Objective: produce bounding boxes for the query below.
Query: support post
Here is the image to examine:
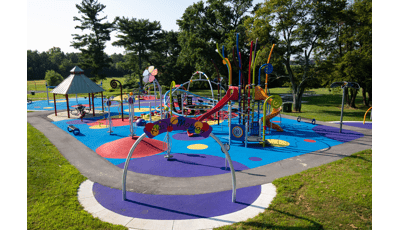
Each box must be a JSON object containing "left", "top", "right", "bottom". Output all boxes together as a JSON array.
[
  {"left": 53, "top": 93, "right": 57, "bottom": 116},
  {"left": 339, "top": 87, "right": 345, "bottom": 133},
  {"left": 66, "top": 94, "right": 70, "bottom": 118},
  {"left": 92, "top": 93, "right": 95, "bottom": 116},
  {"left": 101, "top": 91, "right": 104, "bottom": 113}
]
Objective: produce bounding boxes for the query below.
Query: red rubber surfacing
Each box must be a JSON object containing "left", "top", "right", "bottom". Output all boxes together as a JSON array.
[{"left": 96, "top": 136, "right": 165, "bottom": 158}]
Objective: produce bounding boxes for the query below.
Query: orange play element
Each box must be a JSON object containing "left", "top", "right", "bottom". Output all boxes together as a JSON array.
[
  {"left": 254, "top": 86, "right": 269, "bottom": 101},
  {"left": 263, "top": 107, "right": 283, "bottom": 132}
]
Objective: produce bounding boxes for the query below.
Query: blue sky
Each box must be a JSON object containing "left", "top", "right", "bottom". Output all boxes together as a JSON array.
[{"left": 27, "top": 0, "right": 265, "bottom": 55}]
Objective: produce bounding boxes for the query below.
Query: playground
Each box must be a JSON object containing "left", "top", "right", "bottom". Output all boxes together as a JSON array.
[
  {"left": 27, "top": 36, "right": 372, "bottom": 229},
  {"left": 27, "top": 88, "right": 371, "bottom": 229}
]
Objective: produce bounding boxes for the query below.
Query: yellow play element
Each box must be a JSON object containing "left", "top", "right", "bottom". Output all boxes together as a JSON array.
[
  {"left": 187, "top": 144, "right": 208, "bottom": 150},
  {"left": 50, "top": 100, "right": 67, "bottom": 103},
  {"left": 260, "top": 139, "right": 289, "bottom": 147},
  {"left": 363, "top": 107, "right": 372, "bottom": 124},
  {"left": 89, "top": 124, "right": 109, "bottom": 129},
  {"left": 43, "top": 107, "right": 53, "bottom": 109}
]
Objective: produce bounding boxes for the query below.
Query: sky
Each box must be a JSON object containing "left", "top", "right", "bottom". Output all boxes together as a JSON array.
[{"left": 27, "top": 0, "right": 265, "bottom": 55}]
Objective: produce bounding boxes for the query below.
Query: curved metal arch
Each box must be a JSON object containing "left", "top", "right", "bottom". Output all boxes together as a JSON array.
[
  {"left": 187, "top": 71, "right": 215, "bottom": 107},
  {"left": 163, "top": 80, "right": 227, "bottom": 108},
  {"left": 122, "top": 132, "right": 237, "bottom": 203},
  {"left": 143, "top": 78, "right": 163, "bottom": 118}
]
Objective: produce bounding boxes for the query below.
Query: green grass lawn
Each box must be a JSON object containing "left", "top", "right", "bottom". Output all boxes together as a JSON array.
[
  {"left": 27, "top": 123, "right": 127, "bottom": 230},
  {"left": 216, "top": 149, "right": 372, "bottom": 230}
]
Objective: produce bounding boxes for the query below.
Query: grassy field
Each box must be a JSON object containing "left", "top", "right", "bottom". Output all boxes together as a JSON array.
[
  {"left": 216, "top": 149, "right": 372, "bottom": 230},
  {"left": 27, "top": 123, "right": 127, "bottom": 230}
]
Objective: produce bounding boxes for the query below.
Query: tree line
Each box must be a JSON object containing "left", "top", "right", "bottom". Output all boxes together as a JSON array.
[{"left": 27, "top": 0, "right": 372, "bottom": 109}]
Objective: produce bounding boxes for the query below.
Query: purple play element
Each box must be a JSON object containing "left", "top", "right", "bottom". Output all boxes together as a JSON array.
[
  {"left": 312, "top": 125, "right": 364, "bottom": 143},
  {"left": 117, "top": 153, "right": 249, "bottom": 177},
  {"left": 172, "top": 132, "right": 206, "bottom": 141},
  {"left": 93, "top": 183, "right": 261, "bottom": 220},
  {"left": 66, "top": 119, "right": 94, "bottom": 125},
  {"left": 144, "top": 117, "right": 212, "bottom": 139},
  {"left": 249, "top": 157, "right": 262, "bottom": 161},
  {"left": 335, "top": 122, "right": 372, "bottom": 130}
]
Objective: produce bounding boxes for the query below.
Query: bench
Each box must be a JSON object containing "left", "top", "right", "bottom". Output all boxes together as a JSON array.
[{"left": 67, "top": 125, "right": 81, "bottom": 135}]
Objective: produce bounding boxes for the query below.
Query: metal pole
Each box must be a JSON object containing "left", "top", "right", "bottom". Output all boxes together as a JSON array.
[
  {"left": 46, "top": 82, "right": 49, "bottom": 105},
  {"left": 210, "top": 133, "right": 236, "bottom": 203},
  {"left": 122, "top": 133, "right": 147, "bottom": 200},
  {"left": 340, "top": 87, "right": 345, "bottom": 133}
]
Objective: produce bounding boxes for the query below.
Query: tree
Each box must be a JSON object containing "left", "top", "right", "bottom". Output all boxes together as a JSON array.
[
  {"left": 71, "top": 0, "right": 115, "bottom": 82},
  {"left": 246, "top": 0, "right": 347, "bottom": 112},
  {"left": 44, "top": 70, "right": 64, "bottom": 86},
  {"left": 113, "top": 17, "right": 163, "bottom": 89},
  {"left": 177, "top": 0, "right": 254, "bottom": 85},
  {"left": 312, "top": 0, "right": 372, "bottom": 108}
]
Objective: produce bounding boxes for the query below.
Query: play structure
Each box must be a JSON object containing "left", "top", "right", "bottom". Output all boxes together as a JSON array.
[
  {"left": 363, "top": 107, "right": 372, "bottom": 124},
  {"left": 160, "top": 34, "right": 283, "bottom": 148}
]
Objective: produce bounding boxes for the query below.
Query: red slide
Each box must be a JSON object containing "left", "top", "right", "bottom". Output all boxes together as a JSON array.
[{"left": 196, "top": 87, "right": 238, "bottom": 122}]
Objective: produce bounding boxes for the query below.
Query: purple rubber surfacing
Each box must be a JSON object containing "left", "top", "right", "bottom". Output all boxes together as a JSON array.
[
  {"left": 312, "top": 125, "right": 364, "bottom": 143},
  {"left": 249, "top": 157, "right": 262, "bottom": 161},
  {"left": 335, "top": 122, "right": 372, "bottom": 130},
  {"left": 93, "top": 183, "right": 261, "bottom": 220},
  {"left": 116, "top": 153, "right": 249, "bottom": 177}
]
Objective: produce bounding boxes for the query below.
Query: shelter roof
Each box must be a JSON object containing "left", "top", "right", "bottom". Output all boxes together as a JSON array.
[{"left": 51, "top": 66, "right": 105, "bottom": 94}]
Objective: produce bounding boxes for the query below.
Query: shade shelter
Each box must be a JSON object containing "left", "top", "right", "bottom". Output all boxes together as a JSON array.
[{"left": 51, "top": 66, "right": 105, "bottom": 118}]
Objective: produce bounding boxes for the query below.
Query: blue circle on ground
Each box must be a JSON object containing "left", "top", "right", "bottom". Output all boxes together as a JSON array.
[
  {"left": 93, "top": 182, "right": 261, "bottom": 220},
  {"left": 249, "top": 157, "right": 262, "bottom": 161}
]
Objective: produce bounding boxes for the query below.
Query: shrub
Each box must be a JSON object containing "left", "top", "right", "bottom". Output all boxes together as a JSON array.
[{"left": 45, "top": 70, "right": 64, "bottom": 86}]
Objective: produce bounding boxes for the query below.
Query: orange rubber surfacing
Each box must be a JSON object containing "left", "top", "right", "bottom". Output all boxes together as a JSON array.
[{"left": 96, "top": 136, "right": 165, "bottom": 159}]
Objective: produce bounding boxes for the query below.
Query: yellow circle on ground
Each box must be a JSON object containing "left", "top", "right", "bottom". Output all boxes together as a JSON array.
[
  {"left": 89, "top": 124, "right": 109, "bottom": 129},
  {"left": 142, "top": 115, "right": 161, "bottom": 122},
  {"left": 187, "top": 144, "right": 208, "bottom": 150},
  {"left": 50, "top": 100, "right": 67, "bottom": 103},
  {"left": 263, "top": 139, "right": 290, "bottom": 147},
  {"left": 206, "top": 120, "right": 219, "bottom": 126},
  {"left": 134, "top": 108, "right": 151, "bottom": 112},
  {"left": 43, "top": 107, "right": 53, "bottom": 109}
]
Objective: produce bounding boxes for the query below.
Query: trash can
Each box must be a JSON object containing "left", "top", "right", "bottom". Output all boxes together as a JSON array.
[
  {"left": 31, "top": 91, "right": 36, "bottom": 95},
  {"left": 282, "top": 102, "right": 292, "bottom": 112}
]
